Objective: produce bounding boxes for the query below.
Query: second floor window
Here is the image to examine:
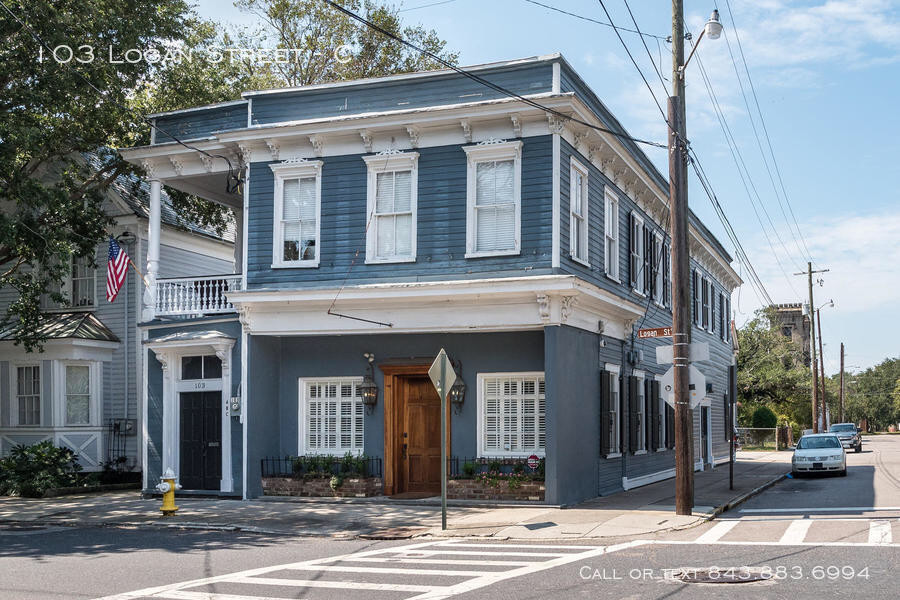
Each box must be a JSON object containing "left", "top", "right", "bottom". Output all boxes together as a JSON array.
[
  {"left": 569, "top": 159, "right": 589, "bottom": 264},
  {"left": 43, "top": 255, "right": 96, "bottom": 310},
  {"left": 271, "top": 160, "right": 323, "bottom": 268},
  {"left": 364, "top": 152, "right": 418, "bottom": 264},
  {"left": 604, "top": 190, "right": 619, "bottom": 280},
  {"left": 702, "top": 277, "right": 711, "bottom": 330},
  {"left": 464, "top": 141, "right": 522, "bottom": 257}
]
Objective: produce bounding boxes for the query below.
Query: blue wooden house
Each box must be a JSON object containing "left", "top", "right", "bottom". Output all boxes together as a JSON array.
[{"left": 120, "top": 54, "right": 740, "bottom": 504}]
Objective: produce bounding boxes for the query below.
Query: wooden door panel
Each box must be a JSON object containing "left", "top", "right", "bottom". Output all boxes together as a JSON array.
[
  {"left": 404, "top": 377, "right": 442, "bottom": 493},
  {"left": 179, "top": 392, "right": 221, "bottom": 491}
]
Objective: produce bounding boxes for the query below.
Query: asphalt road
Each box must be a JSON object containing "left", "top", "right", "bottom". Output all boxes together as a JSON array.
[{"left": 2, "top": 435, "right": 897, "bottom": 600}]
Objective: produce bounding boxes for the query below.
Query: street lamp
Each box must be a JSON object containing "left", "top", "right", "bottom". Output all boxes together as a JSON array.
[{"left": 670, "top": 4, "right": 723, "bottom": 517}]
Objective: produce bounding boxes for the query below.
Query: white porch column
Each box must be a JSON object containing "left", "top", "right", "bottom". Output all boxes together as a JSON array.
[
  {"left": 232, "top": 208, "right": 243, "bottom": 275},
  {"left": 143, "top": 162, "right": 161, "bottom": 321}
]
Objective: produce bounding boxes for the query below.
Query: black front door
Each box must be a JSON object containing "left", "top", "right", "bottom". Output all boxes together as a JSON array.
[{"left": 180, "top": 392, "right": 221, "bottom": 490}]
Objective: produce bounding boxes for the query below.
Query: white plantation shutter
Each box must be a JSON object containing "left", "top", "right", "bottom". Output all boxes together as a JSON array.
[
  {"left": 303, "top": 378, "right": 364, "bottom": 454},
  {"left": 374, "top": 170, "right": 414, "bottom": 259},
  {"left": 475, "top": 160, "right": 516, "bottom": 252},
  {"left": 481, "top": 374, "right": 545, "bottom": 455}
]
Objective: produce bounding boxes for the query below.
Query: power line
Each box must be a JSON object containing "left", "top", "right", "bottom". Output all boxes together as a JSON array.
[
  {"left": 398, "top": 0, "right": 459, "bottom": 12},
  {"left": 594, "top": 0, "right": 668, "bottom": 124},
  {"left": 718, "top": 22, "right": 808, "bottom": 272},
  {"left": 522, "top": 0, "right": 667, "bottom": 40},
  {"left": 692, "top": 48, "right": 803, "bottom": 300},
  {"left": 723, "top": 0, "right": 815, "bottom": 266},
  {"left": 620, "top": 0, "right": 667, "bottom": 95},
  {"left": 688, "top": 150, "right": 774, "bottom": 306},
  {"left": 318, "top": 0, "right": 667, "bottom": 147}
]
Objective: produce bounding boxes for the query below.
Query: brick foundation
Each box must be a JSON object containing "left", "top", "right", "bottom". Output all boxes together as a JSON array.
[
  {"left": 262, "top": 476, "right": 383, "bottom": 497},
  {"left": 447, "top": 478, "right": 545, "bottom": 501}
]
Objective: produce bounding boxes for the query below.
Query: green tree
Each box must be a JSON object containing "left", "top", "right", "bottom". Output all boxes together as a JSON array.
[
  {"left": 736, "top": 308, "right": 811, "bottom": 427},
  {"left": 844, "top": 358, "right": 900, "bottom": 431},
  {"left": 2, "top": 0, "right": 456, "bottom": 350},
  {"left": 0, "top": 0, "right": 192, "bottom": 351}
]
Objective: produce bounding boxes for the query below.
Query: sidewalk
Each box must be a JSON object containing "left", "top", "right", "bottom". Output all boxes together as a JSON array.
[{"left": 0, "top": 451, "right": 790, "bottom": 541}]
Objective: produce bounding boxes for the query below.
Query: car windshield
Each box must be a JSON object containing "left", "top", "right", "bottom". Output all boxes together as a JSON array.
[
  {"left": 830, "top": 424, "right": 855, "bottom": 432},
  {"left": 797, "top": 436, "right": 841, "bottom": 449}
]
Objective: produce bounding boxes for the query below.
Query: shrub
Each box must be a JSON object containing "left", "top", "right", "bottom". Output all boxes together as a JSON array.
[
  {"left": 750, "top": 405, "right": 778, "bottom": 429},
  {"left": 0, "top": 441, "right": 83, "bottom": 497},
  {"left": 461, "top": 461, "right": 476, "bottom": 478}
]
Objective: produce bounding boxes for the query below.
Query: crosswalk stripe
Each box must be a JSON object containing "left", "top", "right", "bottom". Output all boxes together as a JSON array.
[
  {"left": 779, "top": 520, "right": 813, "bottom": 544},
  {"left": 284, "top": 564, "right": 494, "bottom": 576},
  {"left": 443, "top": 543, "right": 599, "bottom": 550},
  {"left": 393, "top": 549, "right": 571, "bottom": 558},
  {"left": 337, "top": 557, "right": 536, "bottom": 567},
  {"left": 227, "top": 576, "right": 440, "bottom": 593},
  {"left": 157, "top": 592, "right": 300, "bottom": 600},
  {"left": 695, "top": 520, "right": 739, "bottom": 543},
  {"left": 868, "top": 520, "right": 892, "bottom": 544}
]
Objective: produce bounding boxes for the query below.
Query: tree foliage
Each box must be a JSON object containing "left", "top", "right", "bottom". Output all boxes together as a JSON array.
[
  {"left": 0, "top": 0, "right": 192, "bottom": 350},
  {"left": 843, "top": 358, "right": 900, "bottom": 431},
  {"left": 735, "top": 308, "right": 811, "bottom": 426},
  {"left": 2, "top": 0, "right": 456, "bottom": 349}
]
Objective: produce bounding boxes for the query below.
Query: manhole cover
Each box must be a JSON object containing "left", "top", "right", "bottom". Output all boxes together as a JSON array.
[{"left": 670, "top": 567, "right": 772, "bottom": 584}]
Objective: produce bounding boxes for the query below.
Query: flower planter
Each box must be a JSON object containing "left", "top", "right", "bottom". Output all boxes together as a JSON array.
[
  {"left": 447, "top": 478, "right": 545, "bottom": 501},
  {"left": 261, "top": 476, "right": 382, "bottom": 497}
]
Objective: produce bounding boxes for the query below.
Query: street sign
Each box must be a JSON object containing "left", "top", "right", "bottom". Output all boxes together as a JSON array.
[
  {"left": 526, "top": 454, "right": 540, "bottom": 471},
  {"left": 660, "top": 365, "right": 706, "bottom": 409},
  {"left": 428, "top": 349, "right": 456, "bottom": 400},
  {"left": 655, "top": 342, "right": 710, "bottom": 365},
  {"left": 638, "top": 326, "right": 673, "bottom": 339},
  {"left": 428, "top": 348, "right": 454, "bottom": 531}
]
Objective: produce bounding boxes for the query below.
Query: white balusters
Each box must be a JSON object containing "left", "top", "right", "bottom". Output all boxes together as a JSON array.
[{"left": 153, "top": 275, "right": 242, "bottom": 316}]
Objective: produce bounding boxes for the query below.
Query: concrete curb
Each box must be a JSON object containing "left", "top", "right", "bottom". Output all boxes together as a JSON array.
[{"left": 709, "top": 471, "right": 789, "bottom": 518}]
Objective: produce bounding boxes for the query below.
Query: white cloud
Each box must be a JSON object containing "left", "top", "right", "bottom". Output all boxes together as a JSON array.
[{"left": 741, "top": 210, "right": 900, "bottom": 317}]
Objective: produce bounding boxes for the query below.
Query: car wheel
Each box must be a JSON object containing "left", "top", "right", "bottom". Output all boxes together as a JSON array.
[{"left": 855, "top": 445, "right": 862, "bottom": 453}]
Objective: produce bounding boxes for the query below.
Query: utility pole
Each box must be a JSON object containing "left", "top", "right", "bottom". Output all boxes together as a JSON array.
[
  {"left": 669, "top": 0, "right": 693, "bottom": 516},
  {"left": 839, "top": 343, "right": 845, "bottom": 423},
  {"left": 794, "top": 262, "right": 828, "bottom": 432},
  {"left": 817, "top": 308, "right": 827, "bottom": 430}
]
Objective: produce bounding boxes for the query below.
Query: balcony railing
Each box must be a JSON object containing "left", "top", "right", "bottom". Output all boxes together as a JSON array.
[{"left": 155, "top": 274, "right": 242, "bottom": 316}]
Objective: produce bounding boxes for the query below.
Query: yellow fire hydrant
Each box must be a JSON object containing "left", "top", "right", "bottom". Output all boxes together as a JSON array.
[{"left": 156, "top": 468, "right": 181, "bottom": 516}]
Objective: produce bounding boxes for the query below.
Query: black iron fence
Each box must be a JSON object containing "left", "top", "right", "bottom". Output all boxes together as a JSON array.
[
  {"left": 449, "top": 456, "right": 545, "bottom": 479},
  {"left": 261, "top": 455, "right": 382, "bottom": 478}
]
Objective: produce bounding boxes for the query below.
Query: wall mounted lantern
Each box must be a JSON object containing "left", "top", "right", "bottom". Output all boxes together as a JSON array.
[
  {"left": 449, "top": 359, "right": 466, "bottom": 414},
  {"left": 360, "top": 352, "right": 378, "bottom": 412}
]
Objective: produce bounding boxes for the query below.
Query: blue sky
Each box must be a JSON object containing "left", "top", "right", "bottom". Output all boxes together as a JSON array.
[{"left": 194, "top": 0, "right": 900, "bottom": 373}]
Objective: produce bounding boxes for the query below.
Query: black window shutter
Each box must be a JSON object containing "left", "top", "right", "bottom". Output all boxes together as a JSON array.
[
  {"left": 628, "top": 375, "right": 639, "bottom": 453},
  {"left": 629, "top": 212, "right": 638, "bottom": 289},
  {"left": 651, "top": 380, "right": 660, "bottom": 451},
  {"left": 600, "top": 370, "right": 611, "bottom": 456},
  {"left": 643, "top": 227, "right": 651, "bottom": 294},
  {"left": 666, "top": 404, "right": 675, "bottom": 449}
]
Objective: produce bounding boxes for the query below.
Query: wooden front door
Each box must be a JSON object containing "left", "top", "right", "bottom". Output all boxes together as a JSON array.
[
  {"left": 403, "top": 377, "right": 442, "bottom": 494},
  {"left": 180, "top": 391, "right": 222, "bottom": 490}
]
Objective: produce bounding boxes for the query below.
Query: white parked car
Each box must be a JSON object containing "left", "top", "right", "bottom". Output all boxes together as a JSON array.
[{"left": 792, "top": 433, "right": 846, "bottom": 477}]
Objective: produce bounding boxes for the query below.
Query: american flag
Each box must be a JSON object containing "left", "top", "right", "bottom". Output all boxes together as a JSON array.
[{"left": 106, "top": 237, "right": 129, "bottom": 302}]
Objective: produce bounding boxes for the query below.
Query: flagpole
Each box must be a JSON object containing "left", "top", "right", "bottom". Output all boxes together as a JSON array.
[{"left": 127, "top": 257, "right": 151, "bottom": 289}]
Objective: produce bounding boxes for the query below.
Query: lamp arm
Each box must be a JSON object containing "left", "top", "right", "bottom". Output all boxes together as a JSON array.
[{"left": 681, "top": 28, "right": 706, "bottom": 74}]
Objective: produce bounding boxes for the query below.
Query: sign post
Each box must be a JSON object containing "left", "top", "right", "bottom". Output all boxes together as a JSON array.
[{"left": 428, "top": 348, "right": 456, "bottom": 531}]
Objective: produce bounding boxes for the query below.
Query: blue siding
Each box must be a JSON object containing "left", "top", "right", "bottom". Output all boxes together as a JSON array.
[
  {"left": 247, "top": 136, "right": 554, "bottom": 289},
  {"left": 153, "top": 104, "right": 247, "bottom": 143},
  {"left": 250, "top": 64, "right": 553, "bottom": 125}
]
